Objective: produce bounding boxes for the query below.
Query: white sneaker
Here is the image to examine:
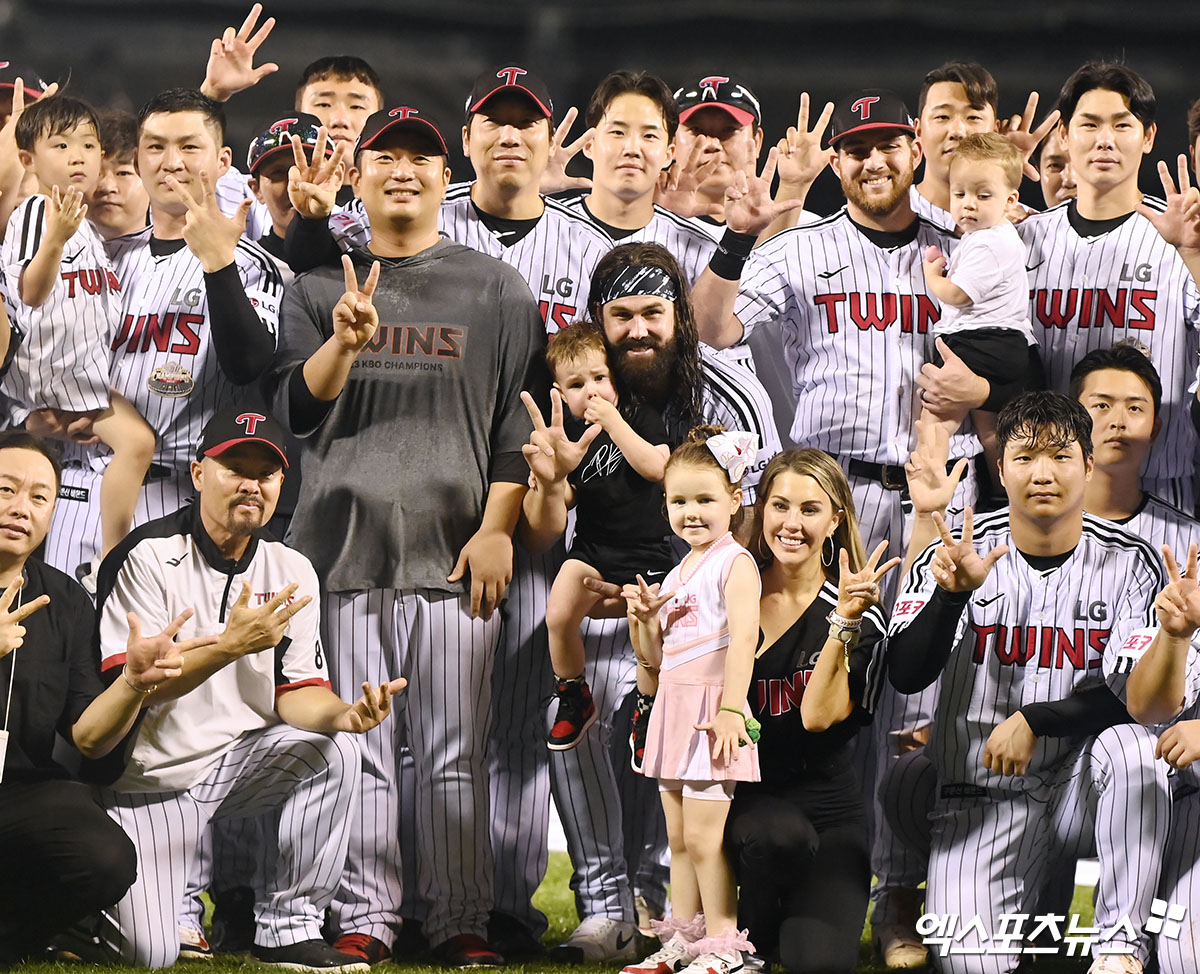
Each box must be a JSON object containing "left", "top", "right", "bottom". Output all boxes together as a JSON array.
[
  {"left": 622, "top": 934, "right": 695, "bottom": 973},
  {"left": 178, "top": 926, "right": 213, "bottom": 962},
  {"left": 741, "top": 952, "right": 767, "bottom": 973},
  {"left": 678, "top": 948, "right": 743, "bottom": 974},
  {"left": 1087, "top": 955, "right": 1144, "bottom": 974},
  {"left": 550, "top": 916, "right": 638, "bottom": 964}
]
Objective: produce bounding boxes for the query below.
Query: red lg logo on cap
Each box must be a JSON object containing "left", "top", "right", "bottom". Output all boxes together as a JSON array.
[
  {"left": 850, "top": 96, "right": 880, "bottom": 120},
  {"left": 236, "top": 412, "right": 266, "bottom": 435},
  {"left": 496, "top": 67, "right": 527, "bottom": 86},
  {"left": 699, "top": 76, "right": 729, "bottom": 100},
  {"left": 389, "top": 107, "right": 419, "bottom": 119},
  {"left": 269, "top": 117, "right": 299, "bottom": 133}
]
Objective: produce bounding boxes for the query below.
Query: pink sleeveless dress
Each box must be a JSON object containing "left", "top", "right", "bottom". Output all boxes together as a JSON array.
[{"left": 642, "top": 533, "right": 762, "bottom": 783}]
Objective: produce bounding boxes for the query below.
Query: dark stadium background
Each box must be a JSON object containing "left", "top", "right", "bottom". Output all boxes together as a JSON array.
[{"left": 11, "top": 1, "right": 1200, "bottom": 214}]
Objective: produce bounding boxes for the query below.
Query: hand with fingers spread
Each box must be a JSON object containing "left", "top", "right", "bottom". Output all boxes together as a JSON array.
[
  {"left": 1136, "top": 155, "right": 1200, "bottom": 254},
  {"left": 620, "top": 574, "right": 677, "bottom": 627},
  {"left": 836, "top": 542, "right": 901, "bottom": 621},
  {"left": 723, "top": 147, "right": 806, "bottom": 237},
  {"left": 44, "top": 186, "right": 88, "bottom": 248},
  {"left": 775, "top": 93, "right": 834, "bottom": 191},
  {"left": 0, "top": 79, "right": 60, "bottom": 199},
  {"left": 287, "top": 128, "right": 349, "bottom": 219},
  {"left": 997, "top": 92, "right": 1060, "bottom": 182},
  {"left": 1156, "top": 720, "right": 1200, "bottom": 769},
  {"left": 200, "top": 3, "right": 279, "bottom": 102},
  {"left": 332, "top": 254, "right": 382, "bottom": 352},
  {"left": 929, "top": 508, "right": 1009, "bottom": 593},
  {"left": 167, "top": 168, "right": 251, "bottom": 272},
  {"left": 333, "top": 678, "right": 408, "bottom": 733},
  {"left": 0, "top": 576, "right": 50, "bottom": 660},
  {"left": 1154, "top": 542, "right": 1200, "bottom": 639},
  {"left": 221, "top": 582, "right": 311, "bottom": 656},
  {"left": 520, "top": 389, "right": 601, "bottom": 486},
  {"left": 655, "top": 137, "right": 725, "bottom": 219},
  {"left": 983, "top": 711, "right": 1037, "bottom": 776},
  {"left": 123, "top": 608, "right": 223, "bottom": 693},
  {"left": 539, "top": 107, "right": 594, "bottom": 195},
  {"left": 905, "top": 414, "right": 969, "bottom": 517}
]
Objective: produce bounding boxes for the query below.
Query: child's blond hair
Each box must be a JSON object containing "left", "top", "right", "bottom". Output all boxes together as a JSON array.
[{"left": 951, "top": 132, "right": 1023, "bottom": 190}]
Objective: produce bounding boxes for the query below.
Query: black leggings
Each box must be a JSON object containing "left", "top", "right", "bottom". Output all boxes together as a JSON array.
[{"left": 725, "top": 768, "right": 869, "bottom": 974}]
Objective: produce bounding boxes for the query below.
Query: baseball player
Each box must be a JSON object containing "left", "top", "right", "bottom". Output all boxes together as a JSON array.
[
  {"left": 44, "top": 88, "right": 283, "bottom": 584},
  {"left": 267, "top": 105, "right": 546, "bottom": 968},
  {"left": 87, "top": 409, "right": 404, "bottom": 972},
  {"left": 1034, "top": 127, "right": 1077, "bottom": 210},
  {"left": 1017, "top": 62, "right": 1200, "bottom": 510},
  {"left": 522, "top": 242, "right": 781, "bottom": 964},
  {"left": 246, "top": 113, "right": 328, "bottom": 274},
  {"left": 888, "top": 391, "right": 1171, "bottom": 974},
  {"left": 1107, "top": 544, "right": 1200, "bottom": 974},
  {"left": 688, "top": 88, "right": 985, "bottom": 963}
]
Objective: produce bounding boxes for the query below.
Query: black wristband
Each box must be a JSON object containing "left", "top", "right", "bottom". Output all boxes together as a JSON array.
[{"left": 708, "top": 229, "right": 757, "bottom": 281}]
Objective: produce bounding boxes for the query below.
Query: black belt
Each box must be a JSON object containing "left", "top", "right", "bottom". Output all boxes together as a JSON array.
[{"left": 845, "top": 457, "right": 969, "bottom": 492}]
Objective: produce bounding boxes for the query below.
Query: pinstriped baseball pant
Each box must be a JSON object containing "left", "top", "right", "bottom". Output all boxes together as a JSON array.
[
  {"left": 98, "top": 724, "right": 360, "bottom": 969},
  {"left": 324, "top": 588, "right": 499, "bottom": 947},
  {"left": 1157, "top": 787, "right": 1200, "bottom": 974}
]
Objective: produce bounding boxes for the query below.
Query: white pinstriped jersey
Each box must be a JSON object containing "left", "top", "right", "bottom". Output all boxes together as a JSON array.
[
  {"left": 106, "top": 229, "right": 283, "bottom": 471},
  {"left": 215, "top": 166, "right": 270, "bottom": 242},
  {"left": 694, "top": 346, "right": 782, "bottom": 505},
  {"left": 734, "top": 208, "right": 978, "bottom": 464},
  {"left": 1, "top": 195, "right": 117, "bottom": 413},
  {"left": 556, "top": 193, "right": 718, "bottom": 284},
  {"left": 1018, "top": 200, "right": 1200, "bottom": 483},
  {"left": 439, "top": 185, "right": 612, "bottom": 335},
  {"left": 891, "top": 510, "right": 1164, "bottom": 793},
  {"left": 908, "top": 185, "right": 957, "bottom": 233},
  {"left": 1111, "top": 493, "right": 1200, "bottom": 563}
]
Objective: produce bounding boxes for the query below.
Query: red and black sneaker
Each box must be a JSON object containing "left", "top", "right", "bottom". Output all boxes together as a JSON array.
[
  {"left": 629, "top": 690, "right": 653, "bottom": 773},
  {"left": 432, "top": 933, "right": 505, "bottom": 968},
  {"left": 333, "top": 934, "right": 392, "bottom": 966},
  {"left": 547, "top": 677, "right": 598, "bottom": 750}
]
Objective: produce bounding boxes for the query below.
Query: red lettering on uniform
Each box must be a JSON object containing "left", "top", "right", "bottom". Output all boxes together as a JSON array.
[
  {"left": 972, "top": 624, "right": 1113, "bottom": 670},
  {"left": 814, "top": 293, "right": 845, "bottom": 333},
  {"left": 915, "top": 295, "right": 939, "bottom": 334},
  {"left": 850, "top": 292, "right": 897, "bottom": 330},
  {"left": 1078, "top": 288, "right": 1094, "bottom": 327},
  {"left": 1088, "top": 629, "right": 1110, "bottom": 668},
  {"left": 1094, "top": 289, "right": 1127, "bottom": 328},
  {"left": 769, "top": 679, "right": 781, "bottom": 715},
  {"left": 972, "top": 624, "right": 995, "bottom": 663},
  {"left": 538, "top": 300, "right": 576, "bottom": 332},
  {"left": 1129, "top": 290, "right": 1156, "bottom": 330},
  {"left": 111, "top": 314, "right": 133, "bottom": 350},
  {"left": 144, "top": 311, "right": 173, "bottom": 351},
  {"left": 78, "top": 269, "right": 102, "bottom": 296},
  {"left": 779, "top": 673, "right": 804, "bottom": 714},
  {"left": 756, "top": 681, "right": 768, "bottom": 712},
  {"left": 106, "top": 270, "right": 120, "bottom": 292},
  {"left": 169, "top": 314, "right": 203, "bottom": 355},
  {"left": 1035, "top": 288, "right": 1078, "bottom": 328},
  {"left": 1039, "top": 626, "right": 1055, "bottom": 668},
  {"left": 437, "top": 326, "right": 463, "bottom": 358},
  {"left": 1056, "top": 628, "right": 1085, "bottom": 669},
  {"left": 997, "top": 625, "right": 1023, "bottom": 665},
  {"left": 61, "top": 271, "right": 77, "bottom": 297},
  {"left": 125, "top": 315, "right": 148, "bottom": 352}
]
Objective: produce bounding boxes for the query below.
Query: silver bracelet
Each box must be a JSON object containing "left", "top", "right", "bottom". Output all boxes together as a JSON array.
[{"left": 122, "top": 665, "right": 156, "bottom": 695}]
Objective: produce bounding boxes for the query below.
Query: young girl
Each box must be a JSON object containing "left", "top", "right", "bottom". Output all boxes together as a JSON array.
[{"left": 621, "top": 426, "right": 761, "bottom": 974}]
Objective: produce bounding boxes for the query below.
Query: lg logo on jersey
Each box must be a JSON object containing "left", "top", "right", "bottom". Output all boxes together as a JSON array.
[
  {"left": 1074, "top": 599, "right": 1108, "bottom": 622},
  {"left": 1120, "top": 262, "right": 1153, "bottom": 283}
]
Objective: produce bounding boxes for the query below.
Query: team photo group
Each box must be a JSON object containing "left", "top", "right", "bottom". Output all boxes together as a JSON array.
[{"left": 2, "top": 5, "right": 1200, "bottom": 974}]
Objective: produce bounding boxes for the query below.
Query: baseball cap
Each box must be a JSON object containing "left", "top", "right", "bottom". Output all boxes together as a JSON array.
[
  {"left": 247, "top": 112, "right": 328, "bottom": 174},
  {"left": 674, "top": 76, "right": 761, "bottom": 128},
  {"left": 826, "top": 89, "right": 915, "bottom": 147},
  {"left": 0, "top": 62, "right": 50, "bottom": 99},
  {"left": 198, "top": 410, "right": 289, "bottom": 469},
  {"left": 357, "top": 106, "right": 448, "bottom": 156},
  {"left": 467, "top": 64, "right": 553, "bottom": 118}
]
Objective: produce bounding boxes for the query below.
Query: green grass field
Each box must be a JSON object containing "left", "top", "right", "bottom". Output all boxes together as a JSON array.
[{"left": 10, "top": 853, "right": 1098, "bottom": 973}]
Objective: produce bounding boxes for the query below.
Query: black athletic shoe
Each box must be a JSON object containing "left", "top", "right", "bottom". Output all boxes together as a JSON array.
[
  {"left": 547, "top": 677, "right": 598, "bottom": 750},
  {"left": 629, "top": 691, "right": 653, "bottom": 774},
  {"left": 211, "top": 885, "right": 256, "bottom": 953},
  {"left": 251, "top": 940, "right": 370, "bottom": 972},
  {"left": 487, "top": 911, "right": 543, "bottom": 959}
]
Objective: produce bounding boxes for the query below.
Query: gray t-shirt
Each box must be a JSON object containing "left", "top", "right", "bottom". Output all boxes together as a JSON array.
[{"left": 269, "top": 239, "right": 547, "bottom": 593}]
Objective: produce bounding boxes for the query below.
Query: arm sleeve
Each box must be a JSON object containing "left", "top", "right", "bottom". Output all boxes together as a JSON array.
[
  {"left": 204, "top": 257, "right": 280, "bottom": 385},
  {"left": 1020, "top": 682, "right": 1131, "bottom": 738},
  {"left": 275, "top": 559, "right": 332, "bottom": 696},
  {"left": 268, "top": 273, "right": 337, "bottom": 437},
  {"left": 886, "top": 539, "right": 971, "bottom": 693},
  {"left": 283, "top": 215, "right": 345, "bottom": 274},
  {"left": 946, "top": 232, "right": 1004, "bottom": 305},
  {"left": 489, "top": 272, "right": 549, "bottom": 485}
]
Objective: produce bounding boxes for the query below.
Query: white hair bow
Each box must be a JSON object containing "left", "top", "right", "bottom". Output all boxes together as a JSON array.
[{"left": 706, "top": 431, "right": 759, "bottom": 482}]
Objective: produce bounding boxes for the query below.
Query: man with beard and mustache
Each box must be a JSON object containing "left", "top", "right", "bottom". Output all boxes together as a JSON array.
[
  {"left": 520, "top": 240, "right": 781, "bottom": 963},
  {"left": 690, "top": 89, "right": 989, "bottom": 968}
]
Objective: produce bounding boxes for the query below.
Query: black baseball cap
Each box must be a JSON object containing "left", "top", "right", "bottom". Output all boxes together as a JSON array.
[
  {"left": 198, "top": 410, "right": 289, "bottom": 469},
  {"left": 467, "top": 64, "right": 553, "bottom": 118},
  {"left": 357, "top": 106, "right": 448, "bottom": 156},
  {"left": 247, "top": 112, "right": 327, "bottom": 174},
  {"left": 0, "top": 62, "right": 49, "bottom": 99},
  {"left": 826, "top": 89, "right": 915, "bottom": 147},
  {"left": 674, "top": 76, "right": 761, "bottom": 128}
]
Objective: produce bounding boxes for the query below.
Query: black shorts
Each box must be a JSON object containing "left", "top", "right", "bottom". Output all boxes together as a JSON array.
[
  {"left": 566, "top": 536, "right": 675, "bottom": 588},
  {"left": 938, "top": 329, "right": 1045, "bottom": 413}
]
